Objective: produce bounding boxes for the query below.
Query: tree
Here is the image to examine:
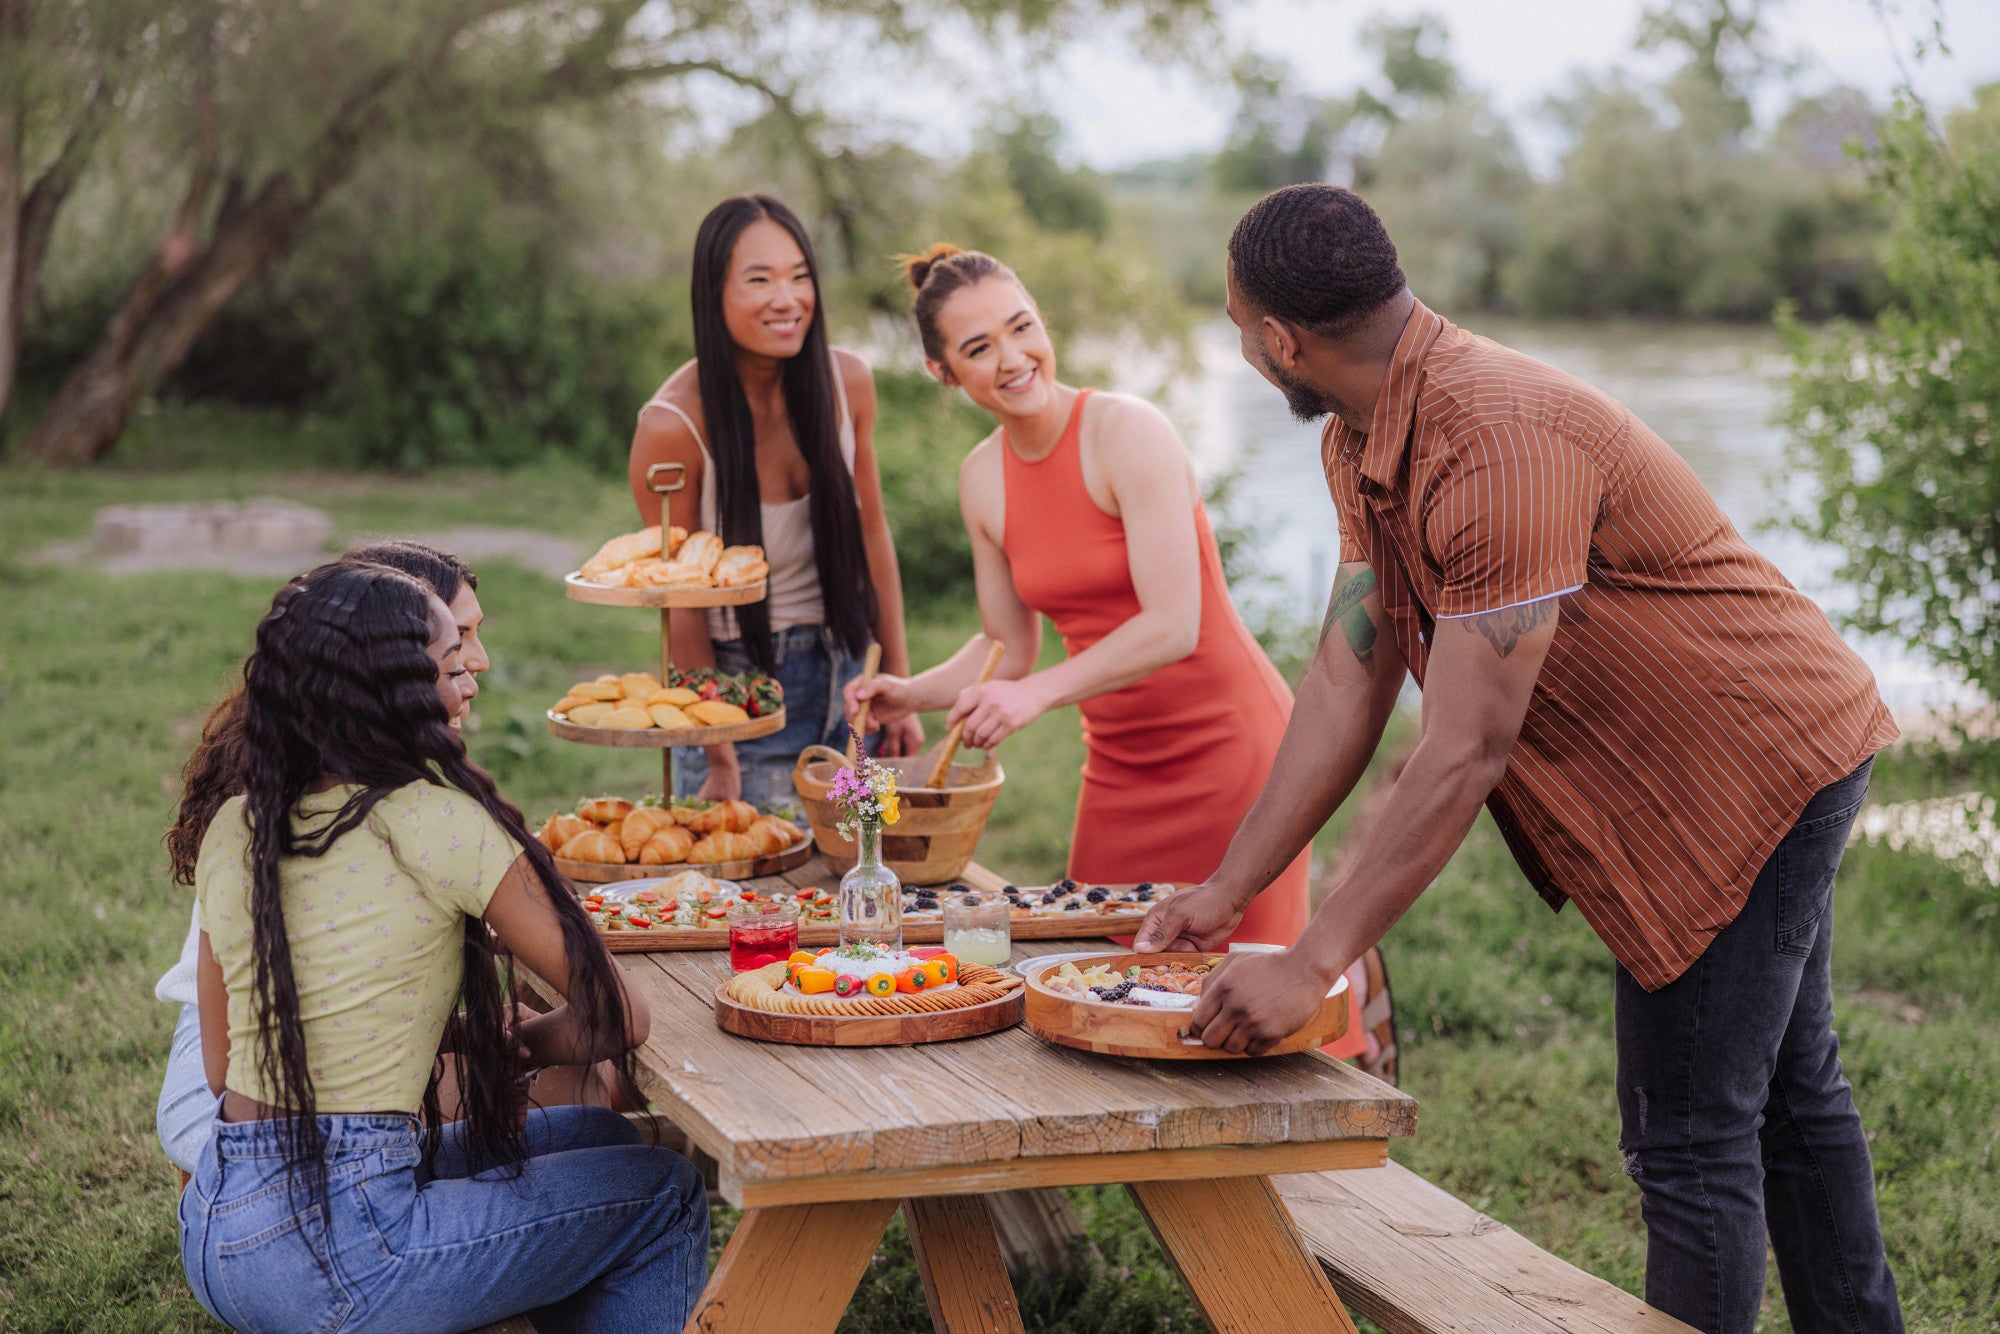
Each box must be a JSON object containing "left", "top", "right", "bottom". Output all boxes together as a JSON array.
[
  {"left": 0, "top": 0, "right": 143, "bottom": 426},
  {"left": 13, "top": 0, "right": 1216, "bottom": 465},
  {"left": 1781, "top": 86, "right": 2000, "bottom": 699}
]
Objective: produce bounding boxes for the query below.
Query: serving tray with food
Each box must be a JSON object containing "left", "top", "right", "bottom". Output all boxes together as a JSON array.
[
  {"left": 1021, "top": 951, "right": 1350, "bottom": 1060},
  {"left": 564, "top": 524, "right": 770, "bottom": 607},
  {"left": 547, "top": 667, "right": 785, "bottom": 747},
  {"left": 714, "top": 943, "right": 1025, "bottom": 1046},
  {"left": 536, "top": 795, "right": 813, "bottom": 884}
]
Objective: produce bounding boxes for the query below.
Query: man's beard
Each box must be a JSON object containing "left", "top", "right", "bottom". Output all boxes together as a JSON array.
[{"left": 1259, "top": 349, "right": 1338, "bottom": 425}]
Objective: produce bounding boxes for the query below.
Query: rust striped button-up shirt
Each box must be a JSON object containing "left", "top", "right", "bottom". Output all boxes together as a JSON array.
[{"left": 1324, "top": 301, "right": 1897, "bottom": 989}]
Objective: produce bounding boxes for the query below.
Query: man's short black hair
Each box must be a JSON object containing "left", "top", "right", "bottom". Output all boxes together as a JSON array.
[{"left": 1229, "top": 185, "right": 1406, "bottom": 339}]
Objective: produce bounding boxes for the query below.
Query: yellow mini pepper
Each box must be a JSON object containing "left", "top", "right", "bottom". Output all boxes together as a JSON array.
[{"left": 796, "top": 966, "right": 837, "bottom": 995}]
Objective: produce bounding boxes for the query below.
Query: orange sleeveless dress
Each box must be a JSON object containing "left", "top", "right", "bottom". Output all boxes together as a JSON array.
[{"left": 1001, "top": 390, "right": 1315, "bottom": 948}]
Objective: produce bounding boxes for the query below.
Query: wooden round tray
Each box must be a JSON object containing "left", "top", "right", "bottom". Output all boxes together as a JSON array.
[
  {"left": 1021, "top": 952, "right": 1349, "bottom": 1060},
  {"left": 557, "top": 832, "right": 812, "bottom": 885},
  {"left": 547, "top": 708, "right": 785, "bottom": 748},
  {"left": 714, "top": 978, "right": 1024, "bottom": 1047},
  {"left": 563, "top": 573, "right": 768, "bottom": 608}
]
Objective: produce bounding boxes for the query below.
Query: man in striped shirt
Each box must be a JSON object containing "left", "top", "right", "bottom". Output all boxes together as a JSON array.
[{"left": 1136, "top": 184, "right": 1903, "bottom": 1334}]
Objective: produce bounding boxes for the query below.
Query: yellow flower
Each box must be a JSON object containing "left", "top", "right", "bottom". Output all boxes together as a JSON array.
[{"left": 881, "top": 793, "right": 901, "bottom": 826}]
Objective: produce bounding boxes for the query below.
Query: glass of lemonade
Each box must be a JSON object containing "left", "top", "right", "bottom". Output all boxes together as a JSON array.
[{"left": 942, "top": 891, "right": 1011, "bottom": 968}]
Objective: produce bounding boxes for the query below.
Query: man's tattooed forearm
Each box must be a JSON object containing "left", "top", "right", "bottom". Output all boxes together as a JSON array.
[
  {"left": 1319, "top": 567, "right": 1379, "bottom": 670},
  {"left": 1461, "top": 596, "right": 1557, "bottom": 658}
]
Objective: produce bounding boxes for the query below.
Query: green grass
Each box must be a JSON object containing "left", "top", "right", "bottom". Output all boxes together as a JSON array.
[{"left": 0, "top": 430, "right": 1995, "bottom": 1331}]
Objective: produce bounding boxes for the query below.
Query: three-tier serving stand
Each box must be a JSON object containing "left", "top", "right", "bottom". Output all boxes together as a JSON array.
[{"left": 546, "top": 463, "right": 802, "bottom": 884}]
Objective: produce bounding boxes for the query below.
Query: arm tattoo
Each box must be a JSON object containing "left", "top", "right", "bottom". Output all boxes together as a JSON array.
[
  {"left": 1319, "top": 567, "right": 1379, "bottom": 671},
  {"left": 1459, "top": 597, "right": 1558, "bottom": 658}
]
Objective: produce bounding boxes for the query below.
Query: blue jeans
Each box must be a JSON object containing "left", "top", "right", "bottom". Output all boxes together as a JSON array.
[
  {"left": 180, "top": 1103, "right": 708, "bottom": 1333},
  {"left": 675, "top": 625, "right": 868, "bottom": 808},
  {"left": 159, "top": 1002, "right": 215, "bottom": 1174},
  {"left": 1615, "top": 760, "right": 1901, "bottom": 1333}
]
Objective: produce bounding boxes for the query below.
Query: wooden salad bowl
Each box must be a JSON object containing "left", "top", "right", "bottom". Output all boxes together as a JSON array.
[{"left": 1021, "top": 951, "right": 1349, "bottom": 1060}]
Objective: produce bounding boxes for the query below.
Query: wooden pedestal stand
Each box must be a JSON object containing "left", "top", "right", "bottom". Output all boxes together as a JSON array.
[{"left": 554, "top": 462, "right": 783, "bottom": 799}]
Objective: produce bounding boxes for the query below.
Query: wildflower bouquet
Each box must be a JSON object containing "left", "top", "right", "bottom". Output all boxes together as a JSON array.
[{"left": 829, "top": 755, "right": 901, "bottom": 842}]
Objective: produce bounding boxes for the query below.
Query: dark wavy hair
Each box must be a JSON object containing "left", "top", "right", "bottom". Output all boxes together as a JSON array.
[
  {"left": 167, "top": 542, "right": 477, "bottom": 886},
  {"left": 691, "top": 194, "right": 875, "bottom": 671},
  {"left": 230, "top": 561, "right": 633, "bottom": 1229}
]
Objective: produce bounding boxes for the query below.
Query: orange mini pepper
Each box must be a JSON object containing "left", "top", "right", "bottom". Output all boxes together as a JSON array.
[
  {"left": 865, "top": 973, "right": 896, "bottom": 997},
  {"left": 894, "top": 967, "right": 929, "bottom": 994},
  {"left": 932, "top": 955, "right": 959, "bottom": 985},
  {"left": 787, "top": 950, "right": 818, "bottom": 969}
]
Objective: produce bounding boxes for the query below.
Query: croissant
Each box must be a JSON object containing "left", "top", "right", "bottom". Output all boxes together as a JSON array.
[
  {"left": 580, "top": 527, "right": 663, "bottom": 581},
  {"left": 639, "top": 825, "right": 696, "bottom": 865},
  {"left": 674, "top": 531, "right": 723, "bottom": 575},
  {"left": 578, "top": 797, "right": 636, "bottom": 825},
  {"left": 538, "top": 812, "right": 591, "bottom": 850},
  {"left": 689, "top": 830, "right": 757, "bottom": 863},
  {"left": 715, "top": 799, "right": 759, "bottom": 833},
  {"left": 556, "top": 829, "right": 625, "bottom": 864},
  {"left": 664, "top": 525, "right": 689, "bottom": 556},
  {"left": 714, "top": 545, "right": 769, "bottom": 587},
  {"left": 619, "top": 807, "right": 678, "bottom": 861},
  {"left": 632, "top": 560, "right": 711, "bottom": 590},
  {"left": 745, "top": 817, "right": 794, "bottom": 856}
]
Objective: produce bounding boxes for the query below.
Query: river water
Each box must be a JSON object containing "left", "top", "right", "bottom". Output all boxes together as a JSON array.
[{"left": 1174, "top": 317, "right": 1975, "bottom": 721}]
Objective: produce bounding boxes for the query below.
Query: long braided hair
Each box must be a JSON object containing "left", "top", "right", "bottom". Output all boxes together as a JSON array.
[
  {"left": 231, "top": 561, "right": 635, "bottom": 1225},
  {"left": 166, "top": 541, "right": 477, "bottom": 886}
]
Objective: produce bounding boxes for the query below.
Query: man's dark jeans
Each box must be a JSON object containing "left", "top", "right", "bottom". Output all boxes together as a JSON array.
[{"left": 1615, "top": 760, "right": 1903, "bottom": 1333}]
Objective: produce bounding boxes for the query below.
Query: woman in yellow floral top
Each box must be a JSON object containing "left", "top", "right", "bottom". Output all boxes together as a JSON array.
[{"left": 182, "top": 561, "right": 708, "bottom": 1332}]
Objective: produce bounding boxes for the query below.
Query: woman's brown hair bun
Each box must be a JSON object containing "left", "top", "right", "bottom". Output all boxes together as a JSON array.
[
  {"left": 899, "top": 244, "right": 1017, "bottom": 363},
  {"left": 900, "top": 242, "right": 965, "bottom": 292}
]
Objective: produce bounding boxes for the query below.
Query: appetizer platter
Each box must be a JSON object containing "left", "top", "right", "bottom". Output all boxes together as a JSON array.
[
  {"left": 1021, "top": 951, "right": 1350, "bottom": 1060},
  {"left": 536, "top": 795, "right": 814, "bottom": 885},
  {"left": 547, "top": 667, "right": 785, "bottom": 747},
  {"left": 564, "top": 522, "right": 770, "bottom": 607},
  {"left": 714, "top": 943, "right": 1025, "bottom": 1046}
]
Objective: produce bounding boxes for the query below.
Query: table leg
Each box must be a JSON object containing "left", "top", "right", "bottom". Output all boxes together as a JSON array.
[
  {"left": 685, "top": 1198, "right": 898, "bottom": 1334},
  {"left": 1128, "top": 1174, "right": 1358, "bottom": 1334},
  {"left": 902, "top": 1195, "right": 1027, "bottom": 1334}
]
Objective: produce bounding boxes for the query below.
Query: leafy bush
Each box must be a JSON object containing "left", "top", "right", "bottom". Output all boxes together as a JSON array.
[
  {"left": 1781, "top": 87, "right": 2000, "bottom": 700},
  {"left": 871, "top": 372, "right": 988, "bottom": 609}
]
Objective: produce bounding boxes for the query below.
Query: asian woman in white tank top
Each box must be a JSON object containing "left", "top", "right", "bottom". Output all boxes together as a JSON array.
[{"left": 628, "top": 196, "right": 921, "bottom": 804}]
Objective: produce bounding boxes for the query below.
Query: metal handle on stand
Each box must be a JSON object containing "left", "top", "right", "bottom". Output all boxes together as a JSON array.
[{"left": 648, "top": 461, "right": 687, "bottom": 799}]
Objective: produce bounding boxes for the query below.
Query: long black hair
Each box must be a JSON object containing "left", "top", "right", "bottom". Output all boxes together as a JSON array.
[
  {"left": 690, "top": 194, "right": 876, "bottom": 671},
  {"left": 166, "top": 541, "right": 476, "bottom": 887},
  {"left": 233, "top": 561, "right": 635, "bottom": 1228}
]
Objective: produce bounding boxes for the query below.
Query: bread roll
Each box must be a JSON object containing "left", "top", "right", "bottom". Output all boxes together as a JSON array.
[
  {"left": 714, "top": 545, "right": 769, "bottom": 587},
  {"left": 647, "top": 703, "right": 695, "bottom": 730},
  {"left": 618, "top": 672, "right": 662, "bottom": 699},
  {"left": 578, "top": 797, "right": 636, "bottom": 825},
  {"left": 566, "top": 702, "right": 616, "bottom": 727},
  {"left": 686, "top": 699, "right": 749, "bottom": 727},
  {"left": 538, "top": 812, "right": 591, "bottom": 850},
  {"left": 618, "top": 807, "right": 677, "bottom": 861},
  {"left": 580, "top": 526, "right": 663, "bottom": 581},
  {"left": 551, "top": 695, "right": 591, "bottom": 716},
  {"left": 596, "top": 707, "right": 654, "bottom": 730},
  {"left": 556, "top": 829, "right": 625, "bottom": 864},
  {"left": 633, "top": 560, "right": 711, "bottom": 589},
  {"left": 571, "top": 682, "right": 624, "bottom": 702},
  {"left": 638, "top": 825, "right": 695, "bottom": 865},
  {"left": 689, "top": 830, "right": 757, "bottom": 863},
  {"left": 674, "top": 531, "right": 723, "bottom": 575}
]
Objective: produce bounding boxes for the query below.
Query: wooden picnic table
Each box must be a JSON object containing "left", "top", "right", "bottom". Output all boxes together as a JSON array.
[{"left": 524, "top": 857, "right": 1420, "bottom": 1333}]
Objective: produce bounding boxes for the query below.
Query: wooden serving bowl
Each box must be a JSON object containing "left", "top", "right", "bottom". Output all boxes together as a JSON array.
[{"left": 1021, "top": 951, "right": 1349, "bottom": 1060}]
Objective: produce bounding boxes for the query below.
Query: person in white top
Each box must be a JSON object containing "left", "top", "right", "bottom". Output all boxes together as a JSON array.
[{"left": 630, "top": 195, "right": 920, "bottom": 805}]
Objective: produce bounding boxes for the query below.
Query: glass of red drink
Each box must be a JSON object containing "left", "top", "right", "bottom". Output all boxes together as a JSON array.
[{"left": 727, "top": 898, "right": 800, "bottom": 972}]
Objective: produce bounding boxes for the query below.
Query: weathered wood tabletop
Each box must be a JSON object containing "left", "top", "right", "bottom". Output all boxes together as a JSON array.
[{"left": 527, "top": 856, "right": 1421, "bottom": 1334}]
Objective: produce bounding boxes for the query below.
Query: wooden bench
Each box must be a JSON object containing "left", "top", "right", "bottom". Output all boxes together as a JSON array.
[{"left": 1275, "top": 1163, "right": 1698, "bottom": 1333}]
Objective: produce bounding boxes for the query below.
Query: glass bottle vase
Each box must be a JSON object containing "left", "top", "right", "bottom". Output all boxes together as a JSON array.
[{"left": 838, "top": 819, "right": 902, "bottom": 952}]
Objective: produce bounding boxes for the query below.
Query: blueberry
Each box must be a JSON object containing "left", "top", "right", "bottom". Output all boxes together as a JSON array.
[
  {"left": 1057, "top": 877, "right": 1077, "bottom": 891},
  {"left": 1063, "top": 901, "right": 1082, "bottom": 911},
  {"left": 1136, "top": 882, "right": 1154, "bottom": 891},
  {"left": 1118, "top": 893, "right": 1139, "bottom": 903},
  {"left": 1001, "top": 884, "right": 1018, "bottom": 894},
  {"left": 1134, "top": 889, "right": 1153, "bottom": 902},
  {"left": 1085, "top": 888, "right": 1108, "bottom": 903},
  {"left": 1041, "top": 890, "right": 1062, "bottom": 904}
]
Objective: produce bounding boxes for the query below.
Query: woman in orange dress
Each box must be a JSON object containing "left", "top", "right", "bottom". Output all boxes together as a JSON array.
[{"left": 849, "top": 249, "right": 1355, "bottom": 1034}]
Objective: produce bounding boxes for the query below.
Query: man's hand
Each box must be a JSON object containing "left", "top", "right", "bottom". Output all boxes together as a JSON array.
[
  {"left": 1185, "top": 950, "right": 1335, "bottom": 1056},
  {"left": 1133, "top": 882, "right": 1244, "bottom": 953}
]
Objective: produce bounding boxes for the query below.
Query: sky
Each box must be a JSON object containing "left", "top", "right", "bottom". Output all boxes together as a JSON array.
[{"left": 815, "top": 0, "right": 2000, "bottom": 173}]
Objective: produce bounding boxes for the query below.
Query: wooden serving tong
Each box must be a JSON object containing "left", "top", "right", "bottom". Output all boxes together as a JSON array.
[
  {"left": 845, "top": 643, "right": 883, "bottom": 766},
  {"left": 923, "top": 640, "right": 1006, "bottom": 789}
]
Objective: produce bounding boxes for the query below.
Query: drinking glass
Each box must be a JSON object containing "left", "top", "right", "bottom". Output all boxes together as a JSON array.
[
  {"left": 728, "top": 898, "right": 800, "bottom": 972},
  {"left": 942, "top": 891, "right": 1011, "bottom": 967}
]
